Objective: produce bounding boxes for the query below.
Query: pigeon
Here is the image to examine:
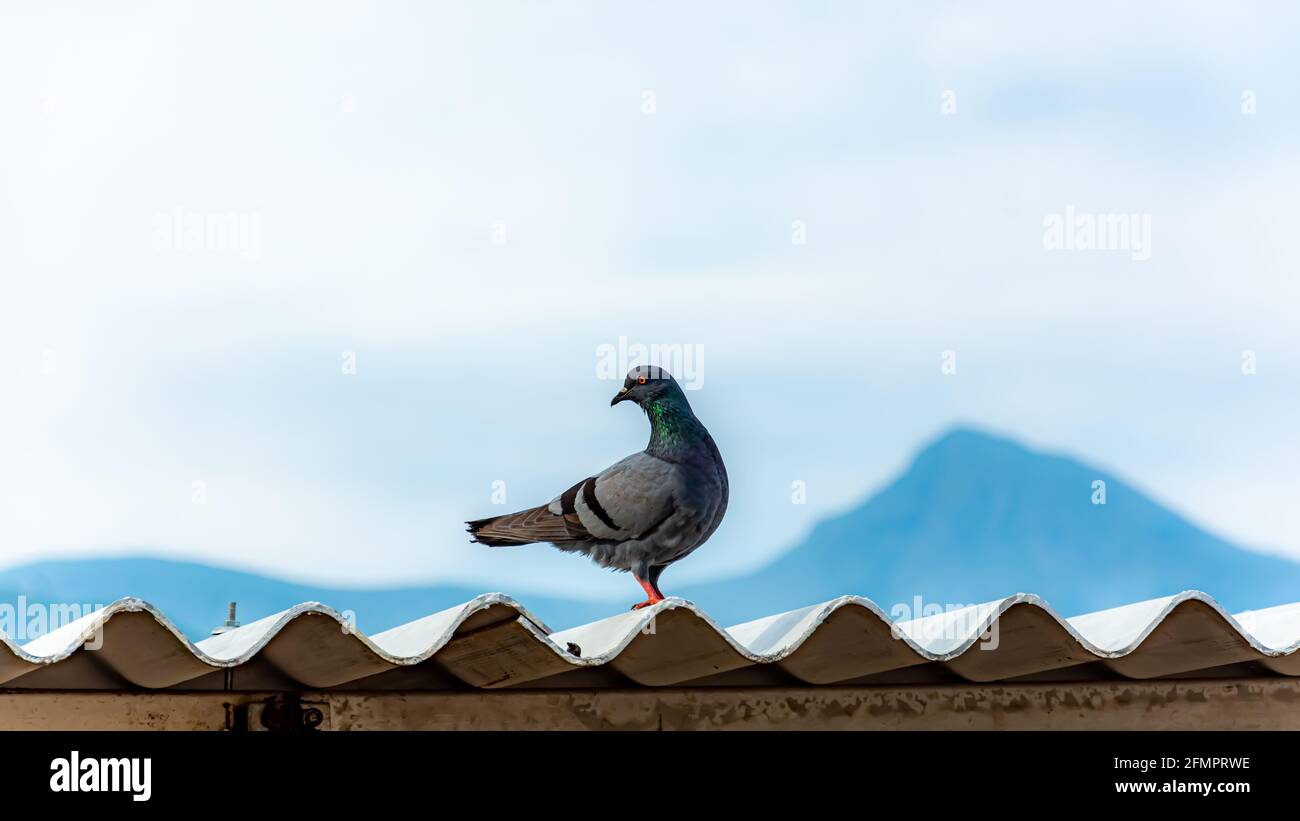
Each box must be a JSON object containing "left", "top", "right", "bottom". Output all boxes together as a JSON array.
[{"left": 467, "top": 365, "right": 728, "bottom": 609}]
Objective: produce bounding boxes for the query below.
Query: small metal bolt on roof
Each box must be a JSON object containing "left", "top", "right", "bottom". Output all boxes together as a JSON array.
[{"left": 210, "top": 602, "right": 240, "bottom": 636}]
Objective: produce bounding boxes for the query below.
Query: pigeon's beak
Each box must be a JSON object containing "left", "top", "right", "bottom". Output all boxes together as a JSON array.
[{"left": 611, "top": 387, "right": 631, "bottom": 406}]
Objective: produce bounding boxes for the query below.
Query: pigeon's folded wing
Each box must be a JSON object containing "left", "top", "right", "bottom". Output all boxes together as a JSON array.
[{"left": 548, "top": 452, "right": 676, "bottom": 542}]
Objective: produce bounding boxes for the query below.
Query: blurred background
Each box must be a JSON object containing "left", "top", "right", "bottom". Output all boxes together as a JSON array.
[{"left": 2, "top": 2, "right": 1298, "bottom": 636}]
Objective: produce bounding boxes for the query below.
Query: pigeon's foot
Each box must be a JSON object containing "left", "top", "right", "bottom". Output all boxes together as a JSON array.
[{"left": 631, "top": 574, "right": 666, "bottom": 610}]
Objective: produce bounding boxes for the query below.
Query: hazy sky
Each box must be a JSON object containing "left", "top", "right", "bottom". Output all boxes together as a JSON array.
[{"left": 2, "top": 2, "right": 1298, "bottom": 601}]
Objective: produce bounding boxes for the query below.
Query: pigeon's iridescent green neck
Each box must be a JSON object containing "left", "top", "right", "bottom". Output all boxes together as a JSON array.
[{"left": 645, "top": 397, "right": 704, "bottom": 455}]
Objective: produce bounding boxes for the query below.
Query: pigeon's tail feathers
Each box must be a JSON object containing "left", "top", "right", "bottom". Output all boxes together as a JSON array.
[{"left": 467, "top": 504, "right": 578, "bottom": 547}]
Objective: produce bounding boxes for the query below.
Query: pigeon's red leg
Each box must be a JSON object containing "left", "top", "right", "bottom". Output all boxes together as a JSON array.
[{"left": 631, "top": 574, "right": 666, "bottom": 610}]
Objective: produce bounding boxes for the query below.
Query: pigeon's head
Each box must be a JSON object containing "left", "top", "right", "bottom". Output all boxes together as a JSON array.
[{"left": 611, "top": 365, "right": 685, "bottom": 408}]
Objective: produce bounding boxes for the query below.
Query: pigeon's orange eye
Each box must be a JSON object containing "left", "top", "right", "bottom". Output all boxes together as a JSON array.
[{"left": 637, "top": 376, "right": 648, "bottom": 385}]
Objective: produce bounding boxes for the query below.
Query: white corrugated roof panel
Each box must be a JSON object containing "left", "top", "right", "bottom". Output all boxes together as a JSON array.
[{"left": 1, "top": 591, "right": 1298, "bottom": 690}]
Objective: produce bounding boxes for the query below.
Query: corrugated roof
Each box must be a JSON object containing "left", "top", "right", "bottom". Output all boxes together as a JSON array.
[{"left": 2, "top": 591, "right": 1299, "bottom": 690}]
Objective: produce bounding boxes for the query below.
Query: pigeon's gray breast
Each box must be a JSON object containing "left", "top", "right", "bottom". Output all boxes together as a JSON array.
[{"left": 546, "top": 439, "right": 727, "bottom": 573}]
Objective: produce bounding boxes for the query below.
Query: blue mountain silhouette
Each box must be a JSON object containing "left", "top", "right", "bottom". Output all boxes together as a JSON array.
[
  {"left": 1, "top": 428, "right": 1295, "bottom": 638},
  {"left": 0, "top": 558, "right": 618, "bottom": 640},
  {"left": 680, "top": 427, "right": 1300, "bottom": 623}
]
